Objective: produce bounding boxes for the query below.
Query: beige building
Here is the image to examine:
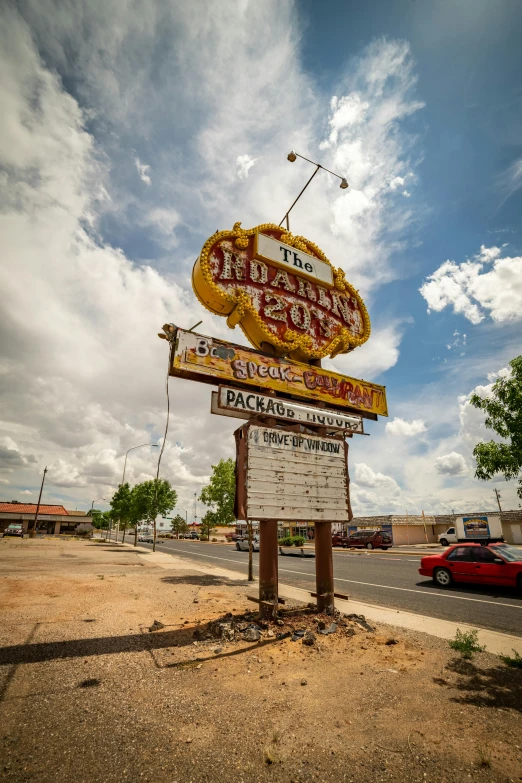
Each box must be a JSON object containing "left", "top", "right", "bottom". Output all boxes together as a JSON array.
[
  {"left": 0, "top": 502, "right": 85, "bottom": 535},
  {"left": 337, "top": 511, "right": 522, "bottom": 545}
]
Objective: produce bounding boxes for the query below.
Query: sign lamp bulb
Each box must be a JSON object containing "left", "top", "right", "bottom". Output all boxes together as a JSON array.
[
  {"left": 287, "top": 150, "right": 297, "bottom": 162},
  {"left": 340, "top": 178, "right": 349, "bottom": 190}
]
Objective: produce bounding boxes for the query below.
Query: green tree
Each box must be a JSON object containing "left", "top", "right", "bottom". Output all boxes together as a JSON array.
[
  {"left": 87, "top": 508, "right": 103, "bottom": 527},
  {"left": 471, "top": 355, "right": 522, "bottom": 498},
  {"left": 131, "top": 478, "right": 178, "bottom": 551},
  {"left": 199, "top": 458, "right": 236, "bottom": 526},
  {"left": 200, "top": 512, "right": 216, "bottom": 542},
  {"left": 171, "top": 514, "right": 188, "bottom": 539},
  {"left": 110, "top": 483, "right": 135, "bottom": 545},
  {"left": 91, "top": 510, "right": 112, "bottom": 531},
  {"left": 198, "top": 458, "right": 253, "bottom": 577}
]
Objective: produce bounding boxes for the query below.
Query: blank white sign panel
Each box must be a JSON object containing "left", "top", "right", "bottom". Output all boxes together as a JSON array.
[{"left": 245, "top": 425, "right": 350, "bottom": 522}]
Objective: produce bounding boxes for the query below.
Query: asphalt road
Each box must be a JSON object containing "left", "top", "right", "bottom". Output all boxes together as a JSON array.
[{"left": 113, "top": 536, "right": 522, "bottom": 637}]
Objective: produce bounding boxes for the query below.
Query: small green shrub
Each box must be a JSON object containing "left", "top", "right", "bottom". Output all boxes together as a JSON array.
[
  {"left": 476, "top": 745, "right": 491, "bottom": 768},
  {"left": 278, "top": 535, "right": 306, "bottom": 546},
  {"left": 499, "top": 649, "right": 522, "bottom": 668},
  {"left": 449, "top": 629, "right": 485, "bottom": 659},
  {"left": 75, "top": 523, "right": 94, "bottom": 538}
]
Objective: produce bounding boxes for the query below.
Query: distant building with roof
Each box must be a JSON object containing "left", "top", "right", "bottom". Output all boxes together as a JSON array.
[
  {"left": 333, "top": 511, "right": 522, "bottom": 545},
  {"left": 0, "top": 501, "right": 79, "bottom": 535}
]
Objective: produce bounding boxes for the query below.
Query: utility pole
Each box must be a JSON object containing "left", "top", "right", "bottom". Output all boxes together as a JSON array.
[
  {"left": 494, "top": 488, "right": 502, "bottom": 514},
  {"left": 31, "top": 466, "right": 48, "bottom": 537},
  {"left": 421, "top": 509, "right": 428, "bottom": 544}
]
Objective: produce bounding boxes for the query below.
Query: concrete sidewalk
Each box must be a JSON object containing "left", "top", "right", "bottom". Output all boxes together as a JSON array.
[{"left": 127, "top": 542, "right": 522, "bottom": 658}]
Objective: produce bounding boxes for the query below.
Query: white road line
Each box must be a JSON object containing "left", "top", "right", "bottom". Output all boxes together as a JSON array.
[
  {"left": 334, "top": 554, "right": 420, "bottom": 563},
  {"left": 161, "top": 544, "right": 522, "bottom": 611}
]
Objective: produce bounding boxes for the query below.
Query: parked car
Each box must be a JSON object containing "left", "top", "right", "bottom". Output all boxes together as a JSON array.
[
  {"left": 342, "top": 530, "right": 392, "bottom": 550},
  {"left": 3, "top": 523, "right": 24, "bottom": 538},
  {"left": 235, "top": 537, "right": 260, "bottom": 552},
  {"left": 138, "top": 534, "right": 154, "bottom": 543},
  {"left": 187, "top": 531, "right": 199, "bottom": 540},
  {"left": 419, "top": 543, "right": 522, "bottom": 590},
  {"left": 225, "top": 532, "right": 242, "bottom": 542},
  {"left": 332, "top": 533, "right": 348, "bottom": 547}
]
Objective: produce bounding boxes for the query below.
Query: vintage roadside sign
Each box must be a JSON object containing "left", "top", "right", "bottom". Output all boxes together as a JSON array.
[
  {"left": 170, "top": 327, "right": 387, "bottom": 418},
  {"left": 192, "top": 222, "right": 370, "bottom": 362},
  {"left": 213, "top": 385, "right": 365, "bottom": 433},
  {"left": 235, "top": 422, "right": 352, "bottom": 523}
]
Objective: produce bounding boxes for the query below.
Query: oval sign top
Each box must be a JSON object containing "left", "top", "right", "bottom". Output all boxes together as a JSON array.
[{"left": 192, "top": 222, "right": 371, "bottom": 362}]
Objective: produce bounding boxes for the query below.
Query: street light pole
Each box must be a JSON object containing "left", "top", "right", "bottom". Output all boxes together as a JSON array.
[
  {"left": 121, "top": 443, "right": 158, "bottom": 486},
  {"left": 90, "top": 498, "right": 106, "bottom": 538},
  {"left": 31, "top": 466, "right": 48, "bottom": 537},
  {"left": 118, "top": 443, "right": 158, "bottom": 547},
  {"left": 280, "top": 150, "right": 349, "bottom": 231},
  {"left": 494, "top": 488, "right": 503, "bottom": 514}
]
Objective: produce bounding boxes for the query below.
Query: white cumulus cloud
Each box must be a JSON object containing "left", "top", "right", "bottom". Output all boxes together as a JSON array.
[
  {"left": 0, "top": 4, "right": 427, "bottom": 511},
  {"left": 420, "top": 245, "right": 522, "bottom": 324},
  {"left": 135, "top": 157, "right": 151, "bottom": 185},
  {"left": 458, "top": 364, "right": 511, "bottom": 446},
  {"left": 434, "top": 452, "right": 468, "bottom": 476},
  {"left": 327, "top": 320, "right": 408, "bottom": 379},
  {"left": 353, "top": 463, "right": 401, "bottom": 493},
  {"left": 385, "top": 418, "right": 426, "bottom": 436},
  {"left": 236, "top": 154, "right": 258, "bottom": 181},
  {"left": 350, "top": 462, "right": 403, "bottom": 514}
]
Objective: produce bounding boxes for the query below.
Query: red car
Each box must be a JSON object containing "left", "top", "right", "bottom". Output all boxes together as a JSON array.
[{"left": 419, "top": 543, "right": 522, "bottom": 591}]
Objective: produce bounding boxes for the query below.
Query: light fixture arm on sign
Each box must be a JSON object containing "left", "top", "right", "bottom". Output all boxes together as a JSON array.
[{"left": 281, "top": 151, "right": 349, "bottom": 231}]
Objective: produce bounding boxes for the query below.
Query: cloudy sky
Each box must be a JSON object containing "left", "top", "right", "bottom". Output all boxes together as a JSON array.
[{"left": 1, "top": 0, "right": 521, "bottom": 518}]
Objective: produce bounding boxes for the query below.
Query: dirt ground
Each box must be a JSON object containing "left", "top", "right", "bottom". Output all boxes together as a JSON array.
[{"left": 0, "top": 538, "right": 521, "bottom": 783}]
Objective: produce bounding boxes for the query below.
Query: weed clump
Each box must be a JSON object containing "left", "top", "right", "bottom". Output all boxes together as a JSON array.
[
  {"left": 499, "top": 649, "right": 522, "bottom": 668},
  {"left": 449, "top": 629, "right": 485, "bottom": 659}
]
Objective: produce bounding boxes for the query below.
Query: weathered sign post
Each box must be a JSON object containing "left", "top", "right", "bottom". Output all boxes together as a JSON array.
[
  {"left": 161, "top": 158, "right": 388, "bottom": 619},
  {"left": 234, "top": 423, "right": 352, "bottom": 617}
]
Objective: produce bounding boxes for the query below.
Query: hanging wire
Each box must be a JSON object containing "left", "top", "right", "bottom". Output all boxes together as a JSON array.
[
  {"left": 152, "top": 336, "right": 174, "bottom": 551},
  {"left": 152, "top": 322, "right": 200, "bottom": 550},
  {"left": 155, "top": 339, "right": 173, "bottom": 482}
]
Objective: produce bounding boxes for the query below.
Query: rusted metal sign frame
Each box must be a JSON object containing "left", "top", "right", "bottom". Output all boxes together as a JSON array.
[
  {"left": 234, "top": 420, "right": 353, "bottom": 525},
  {"left": 170, "top": 327, "right": 387, "bottom": 420},
  {"left": 214, "top": 385, "right": 365, "bottom": 434}
]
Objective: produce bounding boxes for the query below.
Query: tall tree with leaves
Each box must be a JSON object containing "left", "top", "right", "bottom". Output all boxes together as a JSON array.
[
  {"left": 471, "top": 355, "right": 522, "bottom": 499},
  {"left": 171, "top": 514, "right": 188, "bottom": 539},
  {"left": 90, "top": 510, "right": 112, "bottom": 531},
  {"left": 132, "top": 478, "right": 178, "bottom": 551},
  {"left": 199, "top": 457, "right": 247, "bottom": 573},
  {"left": 199, "top": 458, "right": 236, "bottom": 526},
  {"left": 110, "top": 483, "right": 136, "bottom": 545},
  {"left": 200, "top": 512, "right": 216, "bottom": 541}
]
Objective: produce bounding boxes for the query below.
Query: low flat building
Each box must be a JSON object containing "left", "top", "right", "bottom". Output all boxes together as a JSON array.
[
  {"left": 0, "top": 502, "right": 73, "bottom": 535},
  {"left": 333, "top": 511, "right": 522, "bottom": 545}
]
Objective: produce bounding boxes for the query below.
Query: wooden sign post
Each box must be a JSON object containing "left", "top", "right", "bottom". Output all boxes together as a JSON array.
[
  {"left": 161, "top": 217, "right": 387, "bottom": 619},
  {"left": 234, "top": 421, "right": 352, "bottom": 616}
]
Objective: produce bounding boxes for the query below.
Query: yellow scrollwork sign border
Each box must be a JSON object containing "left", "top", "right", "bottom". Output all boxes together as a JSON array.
[{"left": 192, "top": 222, "right": 371, "bottom": 362}]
